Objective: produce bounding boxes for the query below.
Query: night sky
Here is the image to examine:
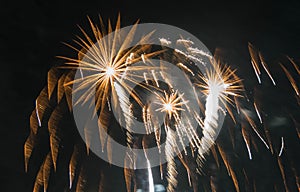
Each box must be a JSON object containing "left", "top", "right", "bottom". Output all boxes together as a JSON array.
[{"left": 1, "top": 0, "right": 300, "bottom": 191}]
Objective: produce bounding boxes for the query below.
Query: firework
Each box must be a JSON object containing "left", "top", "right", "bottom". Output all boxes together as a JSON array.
[
  {"left": 24, "top": 16, "right": 300, "bottom": 192},
  {"left": 59, "top": 15, "right": 160, "bottom": 115}
]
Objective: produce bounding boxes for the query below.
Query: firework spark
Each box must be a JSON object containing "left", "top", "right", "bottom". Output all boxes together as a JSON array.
[
  {"left": 280, "top": 63, "right": 299, "bottom": 96},
  {"left": 248, "top": 42, "right": 262, "bottom": 84}
]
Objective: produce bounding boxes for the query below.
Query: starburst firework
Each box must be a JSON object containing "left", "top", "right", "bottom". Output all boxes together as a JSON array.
[
  {"left": 155, "top": 90, "right": 188, "bottom": 119},
  {"left": 59, "top": 15, "right": 160, "bottom": 117}
]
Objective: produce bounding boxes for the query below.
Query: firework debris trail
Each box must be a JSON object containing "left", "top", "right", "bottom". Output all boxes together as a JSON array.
[{"left": 24, "top": 16, "right": 299, "bottom": 192}]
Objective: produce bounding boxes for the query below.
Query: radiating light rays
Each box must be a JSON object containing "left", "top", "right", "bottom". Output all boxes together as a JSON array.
[
  {"left": 155, "top": 90, "right": 188, "bottom": 119},
  {"left": 199, "top": 62, "right": 243, "bottom": 101},
  {"left": 59, "top": 15, "right": 161, "bottom": 119},
  {"left": 197, "top": 59, "right": 244, "bottom": 124},
  {"left": 140, "top": 85, "right": 198, "bottom": 159}
]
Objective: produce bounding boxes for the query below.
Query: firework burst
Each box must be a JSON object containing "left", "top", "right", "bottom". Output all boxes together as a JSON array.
[
  {"left": 59, "top": 15, "right": 161, "bottom": 117},
  {"left": 197, "top": 59, "right": 244, "bottom": 123},
  {"left": 24, "top": 15, "right": 300, "bottom": 192},
  {"left": 155, "top": 90, "right": 188, "bottom": 120}
]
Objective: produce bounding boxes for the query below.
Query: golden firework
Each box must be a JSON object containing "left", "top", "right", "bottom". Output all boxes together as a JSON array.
[
  {"left": 155, "top": 90, "right": 188, "bottom": 119},
  {"left": 59, "top": 15, "right": 160, "bottom": 116}
]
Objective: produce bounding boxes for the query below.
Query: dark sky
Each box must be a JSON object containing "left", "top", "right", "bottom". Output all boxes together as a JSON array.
[{"left": 1, "top": 0, "right": 300, "bottom": 191}]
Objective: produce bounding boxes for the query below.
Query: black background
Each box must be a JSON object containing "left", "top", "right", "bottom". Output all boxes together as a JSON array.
[{"left": 1, "top": 0, "right": 300, "bottom": 191}]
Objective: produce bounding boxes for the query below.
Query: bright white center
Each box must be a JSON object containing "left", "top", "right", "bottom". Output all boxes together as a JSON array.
[
  {"left": 164, "top": 103, "right": 172, "bottom": 111},
  {"left": 105, "top": 67, "right": 115, "bottom": 76}
]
